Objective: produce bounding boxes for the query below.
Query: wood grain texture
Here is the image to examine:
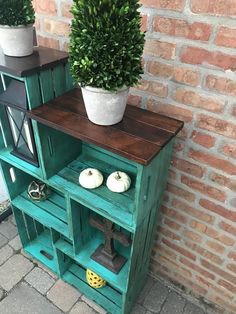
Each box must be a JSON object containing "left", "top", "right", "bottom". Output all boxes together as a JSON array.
[
  {"left": 0, "top": 46, "right": 68, "bottom": 77},
  {"left": 28, "top": 88, "right": 183, "bottom": 165}
]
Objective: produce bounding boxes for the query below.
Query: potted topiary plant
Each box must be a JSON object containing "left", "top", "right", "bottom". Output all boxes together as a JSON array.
[
  {"left": 0, "top": 0, "right": 35, "bottom": 57},
  {"left": 69, "top": 0, "right": 145, "bottom": 126}
]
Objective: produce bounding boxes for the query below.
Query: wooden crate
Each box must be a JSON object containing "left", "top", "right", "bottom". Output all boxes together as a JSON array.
[{"left": 0, "top": 47, "right": 183, "bottom": 314}]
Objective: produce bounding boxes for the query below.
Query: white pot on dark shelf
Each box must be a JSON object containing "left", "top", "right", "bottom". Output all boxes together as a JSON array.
[
  {"left": 81, "top": 86, "right": 129, "bottom": 126},
  {"left": 0, "top": 24, "right": 34, "bottom": 57}
]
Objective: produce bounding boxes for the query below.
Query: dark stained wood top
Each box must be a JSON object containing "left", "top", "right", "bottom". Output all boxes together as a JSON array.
[
  {"left": 0, "top": 46, "right": 68, "bottom": 77},
  {"left": 28, "top": 88, "right": 184, "bottom": 165}
]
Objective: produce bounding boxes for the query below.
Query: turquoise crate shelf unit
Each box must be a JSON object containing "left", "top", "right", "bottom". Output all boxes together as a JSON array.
[{"left": 0, "top": 47, "right": 183, "bottom": 314}]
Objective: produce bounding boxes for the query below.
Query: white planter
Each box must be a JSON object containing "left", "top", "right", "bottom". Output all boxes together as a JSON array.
[
  {"left": 81, "top": 86, "right": 129, "bottom": 126},
  {"left": 0, "top": 25, "right": 34, "bottom": 57}
]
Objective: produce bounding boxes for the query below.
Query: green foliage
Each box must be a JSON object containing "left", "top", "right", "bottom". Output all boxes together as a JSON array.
[
  {"left": 69, "top": 0, "right": 145, "bottom": 91},
  {"left": 0, "top": 0, "right": 35, "bottom": 26}
]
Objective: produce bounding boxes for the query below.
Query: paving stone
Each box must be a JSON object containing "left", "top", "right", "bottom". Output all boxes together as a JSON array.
[
  {"left": 161, "top": 291, "right": 186, "bottom": 314},
  {"left": 70, "top": 301, "right": 97, "bottom": 314},
  {"left": 131, "top": 303, "right": 147, "bottom": 314},
  {"left": 0, "top": 245, "right": 13, "bottom": 265},
  {"left": 25, "top": 267, "right": 55, "bottom": 295},
  {"left": 137, "top": 275, "right": 156, "bottom": 304},
  {"left": 9, "top": 235, "right": 22, "bottom": 251},
  {"left": 0, "top": 220, "right": 18, "bottom": 240},
  {"left": 9, "top": 214, "right": 16, "bottom": 226},
  {"left": 81, "top": 295, "right": 106, "bottom": 314},
  {"left": 0, "top": 282, "right": 62, "bottom": 314},
  {"left": 143, "top": 280, "right": 169, "bottom": 313},
  {"left": 47, "top": 279, "right": 81, "bottom": 312},
  {"left": 184, "top": 302, "right": 205, "bottom": 314},
  {"left": 0, "top": 233, "right": 7, "bottom": 249},
  {"left": 38, "top": 261, "right": 58, "bottom": 279},
  {"left": 0, "top": 287, "right": 4, "bottom": 301},
  {"left": 0, "top": 254, "right": 34, "bottom": 291}
]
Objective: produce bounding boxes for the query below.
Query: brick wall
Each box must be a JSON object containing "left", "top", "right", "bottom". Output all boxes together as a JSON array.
[{"left": 33, "top": 1, "right": 236, "bottom": 312}]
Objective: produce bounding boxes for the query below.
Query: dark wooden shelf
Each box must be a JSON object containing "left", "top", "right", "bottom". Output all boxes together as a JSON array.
[
  {"left": 0, "top": 46, "right": 68, "bottom": 77},
  {"left": 28, "top": 88, "right": 183, "bottom": 165}
]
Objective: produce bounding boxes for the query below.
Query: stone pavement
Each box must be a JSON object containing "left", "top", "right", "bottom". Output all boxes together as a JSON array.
[{"left": 0, "top": 215, "right": 216, "bottom": 314}]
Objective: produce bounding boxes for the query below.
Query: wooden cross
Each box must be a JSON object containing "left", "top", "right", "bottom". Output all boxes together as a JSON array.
[{"left": 89, "top": 216, "right": 132, "bottom": 274}]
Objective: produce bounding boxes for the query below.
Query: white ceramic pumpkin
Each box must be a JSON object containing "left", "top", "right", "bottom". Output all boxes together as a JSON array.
[
  {"left": 106, "top": 171, "right": 131, "bottom": 193},
  {"left": 79, "top": 168, "right": 103, "bottom": 189}
]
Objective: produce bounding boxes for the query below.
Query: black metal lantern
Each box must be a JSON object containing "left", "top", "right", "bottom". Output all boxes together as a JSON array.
[{"left": 0, "top": 75, "right": 39, "bottom": 166}]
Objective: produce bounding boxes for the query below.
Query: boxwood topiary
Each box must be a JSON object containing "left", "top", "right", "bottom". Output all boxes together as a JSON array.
[
  {"left": 0, "top": 0, "right": 35, "bottom": 27},
  {"left": 69, "top": 0, "right": 145, "bottom": 91}
]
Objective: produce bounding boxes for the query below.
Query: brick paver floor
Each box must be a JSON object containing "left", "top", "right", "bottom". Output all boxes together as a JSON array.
[{"left": 0, "top": 215, "right": 218, "bottom": 314}]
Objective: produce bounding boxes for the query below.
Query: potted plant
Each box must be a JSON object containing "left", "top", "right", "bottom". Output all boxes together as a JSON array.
[
  {"left": 0, "top": 0, "right": 35, "bottom": 57},
  {"left": 69, "top": 0, "right": 145, "bottom": 126}
]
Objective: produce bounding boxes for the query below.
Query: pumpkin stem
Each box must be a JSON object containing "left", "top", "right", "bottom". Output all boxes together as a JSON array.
[
  {"left": 88, "top": 170, "right": 93, "bottom": 176},
  {"left": 116, "top": 171, "right": 121, "bottom": 179}
]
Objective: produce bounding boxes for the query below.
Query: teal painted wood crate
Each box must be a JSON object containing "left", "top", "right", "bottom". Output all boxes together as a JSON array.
[{"left": 0, "top": 47, "right": 183, "bottom": 314}]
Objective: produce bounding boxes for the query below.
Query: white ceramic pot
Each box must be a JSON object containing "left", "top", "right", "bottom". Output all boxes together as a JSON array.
[
  {"left": 0, "top": 24, "right": 34, "bottom": 57},
  {"left": 81, "top": 86, "right": 129, "bottom": 126}
]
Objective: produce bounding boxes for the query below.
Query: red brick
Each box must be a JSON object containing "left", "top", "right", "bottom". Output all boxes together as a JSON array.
[
  {"left": 197, "top": 114, "right": 236, "bottom": 139},
  {"left": 218, "top": 279, "right": 236, "bottom": 294},
  {"left": 61, "top": 1, "right": 72, "bottom": 18},
  {"left": 180, "top": 257, "right": 215, "bottom": 279},
  {"left": 182, "top": 229, "right": 203, "bottom": 243},
  {"left": 34, "top": 0, "right": 57, "bottom": 15},
  {"left": 221, "top": 143, "right": 236, "bottom": 158},
  {"left": 167, "top": 183, "right": 196, "bottom": 202},
  {"left": 233, "top": 105, "right": 236, "bottom": 117},
  {"left": 158, "top": 226, "right": 181, "bottom": 241},
  {"left": 180, "top": 46, "right": 236, "bottom": 71},
  {"left": 44, "top": 19, "right": 70, "bottom": 37},
  {"left": 140, "top": 0, "right": 184, "bottom": 11},
  {"left": 210, "top": 172, "right": 236, "bottom": 192},
  {"left": 209, "top": 284, "right": 235, "bottom": 301},
  {"left": 168, "top": 169, "right": 177, "bottom": 180},
  {"left": 128, "top": 94, "right": 142, "bottom": 107},
  {"left": 163, "top": 217, "right": 181, "bottom": 231},
  {"left": 138, "top": 80, "right": 168, "bottom": 98},
  {"left": 172, "top": 157, "right": 204, "bottom": 178},
  {"left": 153, "top": 17, "right": 211, "bottom": 41},
  {"left": 201, "top": 259, "right": 236, "bottom": 284},
  {"left": 147, "top": 61, "right": 174, "bottom": 78},
  {"left": 228, "top": 251, "right": 236, "bottom": 261},
  {"left": 152, "top": 243, "right": 178, "bottom": 259},
  {"left": 212, "top": 297, "right": 236, "bottom": 313},
  {"left": 188, "top": 149, "right": 236, "bottom": 175},
  {"left": 227, "top": 263, "right": 236, "bottom": 273},
  {"left": 206, "top": 74, "right": 236, "bottom": 97},
  {"left": 181, "top": 175, "right": 226, "bottom": 202},
  {"left": 191, "top": 0, "right": 236, "bottom": 16},
  {"left": 172, "top": 198, "right": 214, "bottom": 223},
  {"left": 190, "top": 222, "right": 232, "bottom": 247},
  {"left": 215, "top": 26, "right": 236, "bottom": 48},
  {"left": 141, "top": 14, "right": 148, "bottom": 32},
  {"left": 173, "top": 67, "right": 200, "bottom": 87},
  {"left": 162, "top": 238, "right": 196, "bottom": 260},
  {"left": 37, "top": 35, "right": 60, "bottom": 50},
  {"left": 206, "top": 240, "right": 225, "bottom": 254},
  {"left": 144, "top": 40, "right": 176, "bottom": 59},
  {"left": 161, "top": 205, "right": 187, "bottom": 223},
  {"left": 34, "top": 18, "right": 40, "bottom": 31},
  {"left": 174, "top": 88, "right": 224, "bottom": 113},
  {"left": 159, "top": 255, "right": 193, "bottom": 278},
  {"left": 200, "top": 198, "right": 236, "bottom": 222},
  {"left": 219, "top": 221, "right": 236, "bottom": 236},
  {"left": 185, "top": 241, "right": 223, "bottom": 265},
  {"left": 191, "top": 131, "right": 216, "bottom": 148},
  {"left": 147, "top": 98, "right": 193, "bottom": 123}
]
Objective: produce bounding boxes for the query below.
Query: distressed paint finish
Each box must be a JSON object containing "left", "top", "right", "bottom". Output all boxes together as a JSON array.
[{"left": 0, "top": 47, "right": 183, "bottom": 314}]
